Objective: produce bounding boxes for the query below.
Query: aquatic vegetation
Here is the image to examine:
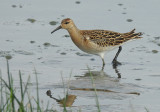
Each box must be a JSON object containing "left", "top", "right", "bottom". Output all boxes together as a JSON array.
[
  {"left": 152, "top": 50, "right": 158, "bottom": 53},
  {"left": 27, "top": 18, "right": 36, "bottom": 23},
  {"left": 0, "top": 59, "right": 53, "bottom": 112},
  {"left": 75, "top": 1, "right": 81, "bottom": 4},
  {"left": 126, "top": 19, "right": 133, "bottom": 22},
  {"left": 49, "top": 21, "right": 58, "bottom": 26}
]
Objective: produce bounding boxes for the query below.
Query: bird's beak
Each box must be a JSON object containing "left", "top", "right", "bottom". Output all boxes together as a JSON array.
[{"left": 51, "top": 25, "right": 62, "bottom": 34}]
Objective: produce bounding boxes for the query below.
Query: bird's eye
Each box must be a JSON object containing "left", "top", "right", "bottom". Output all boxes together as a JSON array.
[{"left": 65, "top": 22, "right": 69, "bottom": 24}]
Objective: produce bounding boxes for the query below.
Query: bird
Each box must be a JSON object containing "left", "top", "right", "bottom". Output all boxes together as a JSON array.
[{"left": 51, "top": 18, "right": 142, "bottom": 69}]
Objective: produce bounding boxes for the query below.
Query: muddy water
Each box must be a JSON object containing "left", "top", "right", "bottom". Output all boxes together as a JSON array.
[{"left": 0, "top": 0, "right": 160, "bottom": 112}]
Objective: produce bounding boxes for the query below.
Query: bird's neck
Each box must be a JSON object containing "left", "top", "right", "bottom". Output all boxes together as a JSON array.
[
  {"left": 67, "top": 24, "right": 79, "bottom": 35},
  {"left": 67, "top": 25, "right": 81, "bottom": 39},
  {"left": 67, "top": 25, "right": 83, "bottom": 48}
]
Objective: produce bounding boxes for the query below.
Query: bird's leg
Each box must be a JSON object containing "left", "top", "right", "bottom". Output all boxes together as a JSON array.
[
  {"left": 101, "top": 58, "right": 105, "bottom": 70},
  {"left": 112, "top": 46, "right": 122, "bottom": 67}
]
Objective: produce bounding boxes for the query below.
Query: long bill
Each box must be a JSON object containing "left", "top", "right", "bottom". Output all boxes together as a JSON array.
[{"left": 51, "top": 25, "right": 62, "bottom": 34}]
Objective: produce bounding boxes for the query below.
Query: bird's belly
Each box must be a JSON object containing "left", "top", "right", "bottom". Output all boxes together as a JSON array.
[{"left": 73, "top": 40, "right": 119, "bottom": 55}]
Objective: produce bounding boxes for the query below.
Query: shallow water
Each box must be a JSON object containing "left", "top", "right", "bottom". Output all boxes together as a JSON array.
[{"left": 0, "top": 0, "right": 160, "bottom": 111}]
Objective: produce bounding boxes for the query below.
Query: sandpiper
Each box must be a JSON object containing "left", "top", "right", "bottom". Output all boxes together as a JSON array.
[{"left": 51, "top": 18, "right": 142, "bottom": 69}]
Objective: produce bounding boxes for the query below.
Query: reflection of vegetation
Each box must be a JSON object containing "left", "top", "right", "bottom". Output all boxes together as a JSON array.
[{"left": 70, "top": 88, "right": 140, "bottom": 95}]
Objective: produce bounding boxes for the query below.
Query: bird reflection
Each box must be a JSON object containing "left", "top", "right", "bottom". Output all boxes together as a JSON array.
[
  {"left": 83, "top": 64, "right": 121, "bottom": 78},
  {"left": 75, "top": 66, "right": 121, "bottom": 81},
  {"left": 46, "top": 90, "right": 76, "bottom": 107},
  {"left": 112, "top": 65, "right": 121, "bottom": 78},
  {"left": 101, "top": 61, "right": 121, "bottom": 78}
]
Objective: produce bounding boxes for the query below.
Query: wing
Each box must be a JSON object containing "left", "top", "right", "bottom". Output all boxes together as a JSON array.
[{"left": 80, "top": 29, "right": 142, "bottom": 47}]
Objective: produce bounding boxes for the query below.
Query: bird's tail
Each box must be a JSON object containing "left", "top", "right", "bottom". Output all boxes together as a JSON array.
[{"left": 123, "top": 29, "right": 143, "bottom": 40}]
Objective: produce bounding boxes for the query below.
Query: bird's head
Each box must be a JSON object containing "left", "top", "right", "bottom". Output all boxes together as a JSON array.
[{"left": 51, "top": 18, "right": 74, "bottom": 34}]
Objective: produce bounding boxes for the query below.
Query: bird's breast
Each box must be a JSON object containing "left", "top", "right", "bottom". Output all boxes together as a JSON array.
[{"left": 69, "top": 33, "right": 108, "bottom": 54}]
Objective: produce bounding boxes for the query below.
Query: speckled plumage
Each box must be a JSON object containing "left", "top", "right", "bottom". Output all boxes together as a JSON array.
[
  {"left": 51, "top": 18, "right": 143, "bottom": 69},
  {"left": 80, "top": 29, "right": 142, "bottom": 47}
]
